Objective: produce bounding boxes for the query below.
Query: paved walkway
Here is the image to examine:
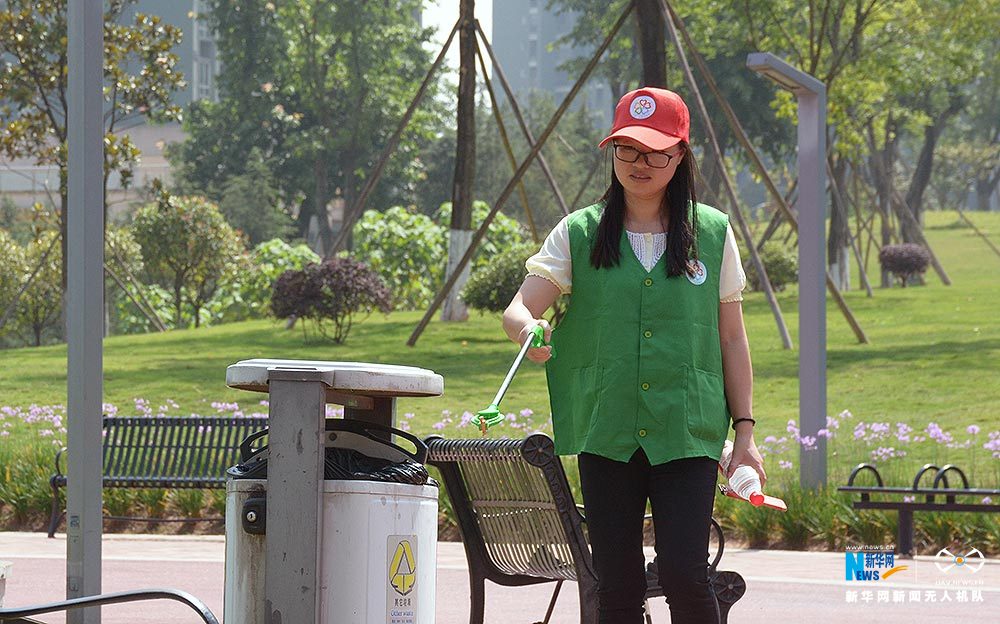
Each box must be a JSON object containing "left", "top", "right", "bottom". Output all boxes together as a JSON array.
[{"left": 1, "top": 532, "right": 997, "bottom": 623}]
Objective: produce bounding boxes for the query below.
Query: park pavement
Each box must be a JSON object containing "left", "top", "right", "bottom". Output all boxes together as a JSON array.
[{"left": 1, "top": 531, "right": 997, "bottom": 623}]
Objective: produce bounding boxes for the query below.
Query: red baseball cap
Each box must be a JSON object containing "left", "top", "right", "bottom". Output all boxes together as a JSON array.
[{"left": 598, "top": 87, "right": 691, "bottom": 151}]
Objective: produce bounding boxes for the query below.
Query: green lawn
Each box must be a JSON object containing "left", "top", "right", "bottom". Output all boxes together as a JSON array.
[{"left": 1, "top": 210, "right": 998, "bottom": 483}]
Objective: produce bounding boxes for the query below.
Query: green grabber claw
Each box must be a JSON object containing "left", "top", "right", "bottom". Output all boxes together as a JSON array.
[
  {"left": 476, "top": 403, "right": 505, "bottom": 436},
  {"left": 474, "top": 324, "right": 554, "bottom": 436}
]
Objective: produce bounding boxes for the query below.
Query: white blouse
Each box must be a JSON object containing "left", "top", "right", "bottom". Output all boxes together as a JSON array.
[{"left": 526, "top": 214, "right": 747, "bottom": 302}]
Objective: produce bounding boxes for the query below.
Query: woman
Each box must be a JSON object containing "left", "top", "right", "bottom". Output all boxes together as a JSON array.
[{"left": 501, "top": 87, "right": 766, "bottom": 623}]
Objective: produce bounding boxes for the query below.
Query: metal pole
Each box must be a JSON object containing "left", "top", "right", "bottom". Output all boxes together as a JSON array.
[
  {"left": 745, "top": 52, "right": 828, "bottom": 488},
  {"left": 264, "top": 371, "right": 331, "bottom": 624},
  {"left": 798, "top": 80, "right": 828, "bottom": 490},
  {"left": 66, "top": 0, "right": 104, "bottom": 621}
]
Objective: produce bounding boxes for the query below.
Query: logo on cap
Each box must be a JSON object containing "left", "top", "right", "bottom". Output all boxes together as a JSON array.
[{"left": 630, "top": 95, "right": 656, "bottom": 120}]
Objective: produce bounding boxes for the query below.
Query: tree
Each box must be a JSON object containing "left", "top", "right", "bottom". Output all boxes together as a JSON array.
[
  {"left": 172, "top": 0, "right": 446, "bottom": 248},
  {"left": 16, "top": 231, "right": 62, "bottom": 347},
  {"left": 217, "top": 148, "right": 295, "bottom": 246},
  {"left": 0, "top": 229, "right": 27, "bottom": 341},
  {"left": 131, "top": 190, "right": 245, "bottom": 327},
  {"left": 0, "top": 0, "right": 185, "bottom": 286}
]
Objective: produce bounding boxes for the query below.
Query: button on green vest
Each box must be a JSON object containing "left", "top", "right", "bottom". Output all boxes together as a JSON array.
[{"left": 545, "top": 202, "right": 731, "bottom": 465}]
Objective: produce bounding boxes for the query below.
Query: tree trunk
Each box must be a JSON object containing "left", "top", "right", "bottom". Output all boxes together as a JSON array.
[
  {"left": 827, "top": 157, "right": 851, "bottom": 291},
  {"left": 635, "top": 0, "right": 666, "bottom": 88},
  {"left": 868, "top": 119, "right": 895, "bottom": 287},
  {"left": 314, "top": 157, "right": 332, "bottom": 256},
  {"left": 976, "top": 175, "right": 999, "bottom": 212},
  {"left": 902, "top": 96, "right": 962, "bottom": 240},
  {"left": 174, "top": 281, "right": 184, "bottom": 328},
  {"left": 341, "top": 155, "right": 358, "bottom": 252},
  {"left": 442, "top": 0, "right": 476, "bottom": 323}
]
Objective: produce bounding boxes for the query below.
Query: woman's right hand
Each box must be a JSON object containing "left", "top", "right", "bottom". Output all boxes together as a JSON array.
[{"left": 521, "top": 319, "right": 553, "bottom": 363}]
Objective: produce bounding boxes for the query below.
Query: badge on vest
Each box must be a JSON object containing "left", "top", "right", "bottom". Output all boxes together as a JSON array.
[{"left": 686, "top": 260, "right": 707, "bottom": 285}]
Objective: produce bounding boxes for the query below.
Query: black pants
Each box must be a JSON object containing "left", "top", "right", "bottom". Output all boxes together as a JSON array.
[{"left": 578, "top": 449, "right": 721, "bottom": 624}]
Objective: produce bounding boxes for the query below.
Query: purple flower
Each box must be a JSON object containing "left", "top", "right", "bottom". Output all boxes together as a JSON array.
[
  {"left": 982, "top": 497, "right": 993, "bottom": 505},
  {"left": 764, "top": 435, "right": 777, "bottom": 444},
  {"left": 967, "top": 425, "right": 980, "bottom": 435},
  {"left": 817, "top": 428, "right": 830, "bottom": 438},
  {"left": 432, "top": 422, "right": 446, "bottom": 431},
  {"left": 853, "top": 422, "right": 866, "bottom": 440},
  {"left": 520, "top": 408, "right": 534, "bottom": 418},
  {"left": 779, "top": 460, "right": 792, "bottom": 470},
  {"left": 925, "top": 422, "right": 953, "bottom": 445},
  {"left": 403, "top": 412, "right": 415, "bottom": 419},
  {"left": 800, "top": 436, "right": 818, "bottom": 451},
  {"left": 903, "top": 495, "right": 915, "bottom": 503}
]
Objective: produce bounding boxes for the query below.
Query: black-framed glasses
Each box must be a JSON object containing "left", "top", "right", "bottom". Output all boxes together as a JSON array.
[{"left": 612, "top": 143, "right": 683, "bottom": 169}]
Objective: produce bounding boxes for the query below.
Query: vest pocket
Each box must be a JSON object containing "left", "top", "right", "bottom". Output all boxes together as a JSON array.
[{"left": 687, "top": 366, "right": 729, "bottom": 442}]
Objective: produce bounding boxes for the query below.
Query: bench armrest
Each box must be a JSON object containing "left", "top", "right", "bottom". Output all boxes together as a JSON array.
[{"left": 53, "top": 446, "right": 68, "bottom": 479}]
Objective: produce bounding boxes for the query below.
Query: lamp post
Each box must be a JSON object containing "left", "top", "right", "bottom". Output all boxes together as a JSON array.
[{"left": 747, "top": 52, "right": 827, "bottom": 489}]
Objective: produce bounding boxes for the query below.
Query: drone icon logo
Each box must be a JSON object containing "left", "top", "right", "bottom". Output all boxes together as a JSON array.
[{"left": 934, "top": 547, "right": 985, "bottom": 573}]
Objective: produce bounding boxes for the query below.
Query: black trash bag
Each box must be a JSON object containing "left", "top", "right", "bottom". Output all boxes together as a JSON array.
[
  {"left": 226, "top": 419, "right": 435, "bottom": 487},
  {"left": 324, "top": 447, "right": 431, "bottom": 485}
]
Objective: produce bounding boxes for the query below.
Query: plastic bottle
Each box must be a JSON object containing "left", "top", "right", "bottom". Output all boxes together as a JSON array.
[{"left": 718, "top": 440, "right": 764, "bottom": 507}]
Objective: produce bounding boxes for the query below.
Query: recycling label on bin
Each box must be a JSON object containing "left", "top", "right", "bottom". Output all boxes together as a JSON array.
[{"left": 387, "top": 535, "right": 418, "bottom": 624}]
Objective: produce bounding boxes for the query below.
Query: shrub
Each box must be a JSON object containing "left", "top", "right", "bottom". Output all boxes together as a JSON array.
[
  {"left": 271, "top": 257, "right": 393, "bottom": 343},
  {"left": 352, "top": 206, "right": 445, "bottom": 310},
  {"left": 434, "top": 200, "right": 527, "bottom": 271},
  {"left": 879, "top": 243, "right": 930, "bottom": 287},
  {"left": 224, "top": 238, "right": 321, "bottom": 321},
  {"left": 461, "top": 242, "right": 539, "bottom": 313},
  {"left": 743, "top": 244, "right": 798, "bottom": 292}
]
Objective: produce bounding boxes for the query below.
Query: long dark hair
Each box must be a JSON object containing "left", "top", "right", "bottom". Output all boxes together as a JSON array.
[{"left": 589, "top": 141, "right": 700, "bottom": 277}]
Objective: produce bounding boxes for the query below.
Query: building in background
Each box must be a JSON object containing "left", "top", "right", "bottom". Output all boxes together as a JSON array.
[
  {"left": 491, "top": 0, "right": 612, "bottom": 125},
  {"left": 0, "top": 0, "right": 219, "bottom": 213}
]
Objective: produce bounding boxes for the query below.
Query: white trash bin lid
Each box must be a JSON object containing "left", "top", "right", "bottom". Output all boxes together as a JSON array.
[{"left": 226, "top": 359, "right": 444, "bottom": 398}]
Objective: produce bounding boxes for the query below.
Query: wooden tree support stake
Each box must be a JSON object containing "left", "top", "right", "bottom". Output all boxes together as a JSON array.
[
  {"left": 475, "top": 20, "right": 571, "bottom": 218},
  {"left": 658, "top": 0, "right": 793, "bottom": 349},
  {"left": 407, "top": 0, "right": 639, "bottom": 347},
  {"left": 662, "top": 0, "right": 869, "bottom": 344}
]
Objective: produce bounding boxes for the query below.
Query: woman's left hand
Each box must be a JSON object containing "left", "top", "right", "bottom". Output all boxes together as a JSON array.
[{"left": 726, "top": 431, "right": 766, "bottom": 488}]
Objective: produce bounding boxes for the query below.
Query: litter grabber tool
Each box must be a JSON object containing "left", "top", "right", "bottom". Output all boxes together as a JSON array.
[{"left": 474, "top": 324, "right": 554, "bottom": 436}]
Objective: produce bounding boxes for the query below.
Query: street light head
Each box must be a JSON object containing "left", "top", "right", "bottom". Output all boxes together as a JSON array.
[{"left": 746, "top": 52, "right": 825, "bottom": 96}]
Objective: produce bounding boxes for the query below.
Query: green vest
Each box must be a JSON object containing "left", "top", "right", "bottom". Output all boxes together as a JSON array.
[{"left": 544, "top": 202, "right": 731, "bottom": 465}]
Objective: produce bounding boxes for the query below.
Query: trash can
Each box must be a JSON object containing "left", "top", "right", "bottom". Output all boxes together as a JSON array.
[{"left": 224, "top": 419, "right": 438, "bottom": 624}]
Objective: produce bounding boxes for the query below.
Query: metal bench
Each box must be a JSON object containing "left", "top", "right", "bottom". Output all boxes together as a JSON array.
[
  {"left": 0, "top": 588, "right": 219, "bottom": 623},
  {"left": 48, "top": 415, "right": 268, "bottom": 538},
  {"left": 425, "top": 433, "right": 746, "bottom": 624},
  {"left": 838, "top": 462, "right": 1000, "bottom": 556}
]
